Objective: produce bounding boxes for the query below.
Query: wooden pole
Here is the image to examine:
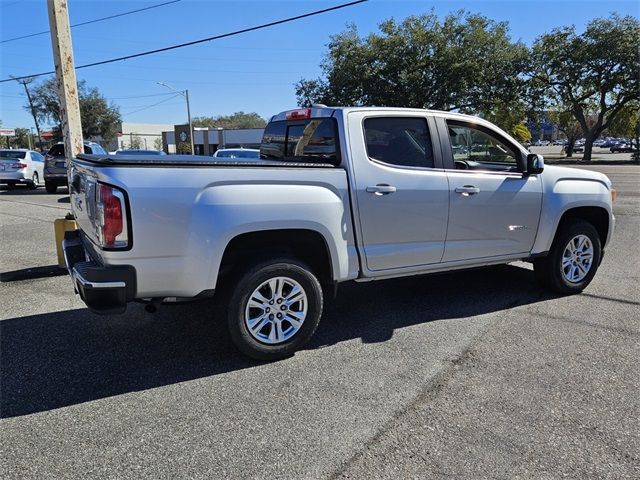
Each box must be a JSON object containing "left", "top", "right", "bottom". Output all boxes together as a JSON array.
[{"left": 47, "top": 0, "right": 83, "bottom": 170}]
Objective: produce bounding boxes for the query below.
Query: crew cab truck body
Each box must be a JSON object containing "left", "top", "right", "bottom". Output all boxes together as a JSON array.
[{"left": 63, "top": 107, "right": 615, "bottom": 360}]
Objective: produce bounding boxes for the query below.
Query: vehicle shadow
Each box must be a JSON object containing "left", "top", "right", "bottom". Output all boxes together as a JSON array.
[{"left": 0, "top": 264, "right": 556, "bottom": 418}]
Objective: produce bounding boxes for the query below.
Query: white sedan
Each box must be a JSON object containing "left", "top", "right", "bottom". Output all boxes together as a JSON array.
[{"left": 0, "top": 149, "right": 46, "bottom": 189}]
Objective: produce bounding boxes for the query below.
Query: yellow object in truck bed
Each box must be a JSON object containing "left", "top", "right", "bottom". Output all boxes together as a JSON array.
[{"left": 54, "top": 218, "right": 78, "bottom": 268}]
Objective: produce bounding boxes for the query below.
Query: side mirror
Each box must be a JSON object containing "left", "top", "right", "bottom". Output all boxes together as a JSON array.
[{"left": 526, "top": 153, "right": 544, "bottom": 175}]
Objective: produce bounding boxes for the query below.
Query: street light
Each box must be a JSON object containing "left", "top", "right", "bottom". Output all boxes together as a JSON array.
[{"left": 157, "top": 81, "right": 194, "bottom": 155}]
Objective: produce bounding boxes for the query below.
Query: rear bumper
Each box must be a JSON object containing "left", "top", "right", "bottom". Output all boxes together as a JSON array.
[
  {"left": 44, "top": 171, "right": 68, "bottom": 184},
  {"left": 63, "top": 231, "right": 136, "bottom": 314},
  {"left": 0, "top": 171, "right": 29, "bottom": 182}
]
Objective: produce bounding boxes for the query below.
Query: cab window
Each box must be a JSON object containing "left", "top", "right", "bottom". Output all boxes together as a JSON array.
[
  {"left": 260, "top": 118, "right": 339, "bottom": 165},
  {"left": 363, "top": 117, "right": 434, "bottom": 168},
  {"left": 446, "top": 121, "right": 519, "bottom": 172}
]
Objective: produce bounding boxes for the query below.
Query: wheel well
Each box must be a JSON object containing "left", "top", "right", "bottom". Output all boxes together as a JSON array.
[
  {"left": 558, "top": 207, "right": 609, "bottom": 246},
  {"left": 218, "top": 229, "right": 333, "bottom": 284}
]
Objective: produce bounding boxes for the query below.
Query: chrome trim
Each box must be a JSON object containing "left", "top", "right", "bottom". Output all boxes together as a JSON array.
[{"left": 72, "top": 267, "right": 126, "bottom": 289}]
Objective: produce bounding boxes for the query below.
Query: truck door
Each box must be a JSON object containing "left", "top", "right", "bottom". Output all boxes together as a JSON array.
[
  {"left": 347, "top": 111, "right": 450, "bottom": 273},
  {"left": 436, "top": 117, "right": 543, "bottom": 262}
]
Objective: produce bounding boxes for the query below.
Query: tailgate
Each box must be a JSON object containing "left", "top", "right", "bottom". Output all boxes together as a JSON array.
[{"left": 69, "top": 164, "right": 101, "bottom": 246}]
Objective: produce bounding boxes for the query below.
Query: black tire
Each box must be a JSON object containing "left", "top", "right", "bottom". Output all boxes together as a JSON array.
[
  {"left": 227, "top": 258, "right": 323, "bottom": 361},
  {"left": 45, "top": 181, "right": 57, "bottom": 194},
  {"left": 29, "top": 173, "right": 39, "bottom": 189},
  {"left": 534, "top": 219, "right": 601, "bottom": 294}
]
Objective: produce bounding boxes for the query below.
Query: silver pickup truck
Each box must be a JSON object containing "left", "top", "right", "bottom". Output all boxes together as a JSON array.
[{"left": 63, "top": 106, "right": 615, "bottom": 360}]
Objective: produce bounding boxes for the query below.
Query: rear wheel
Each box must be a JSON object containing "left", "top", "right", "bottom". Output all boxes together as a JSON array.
[
  {"left": 534, "top": 219, "right": 601, "bottom": 294},
  {"left": 227, "top": 258, "right": 323, "bottom": 361},
  {"left": 29, "top": 173, "right": 39, "bottom": 189},
  {"left": 45, "top": 181, "right": 57, "bottom": 194}
]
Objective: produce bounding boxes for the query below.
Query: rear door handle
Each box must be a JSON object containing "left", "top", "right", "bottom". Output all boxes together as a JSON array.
[
  {"left": 455, "top": 185, "right": 480, "bottom": 196},
  {"left": 366, "top": 184, "right": 397, "bottom": 195}
]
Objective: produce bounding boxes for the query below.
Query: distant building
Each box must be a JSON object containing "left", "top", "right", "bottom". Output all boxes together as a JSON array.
[
  {"left": 163, "top": 125, "right": 264, "bottom": 155},
  {"left": 107, "top": 122, "right": 175, "bottom": 152}
]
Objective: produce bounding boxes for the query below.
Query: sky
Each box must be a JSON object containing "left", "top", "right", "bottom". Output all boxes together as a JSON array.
[{"left": 1, "top": 0, "right": 638, "bottom": 131}]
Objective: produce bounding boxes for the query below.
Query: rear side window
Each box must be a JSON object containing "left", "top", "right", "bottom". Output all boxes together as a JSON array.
[
  {"left": 260, "top": 118, "right": 339, "bottom": 165},
  {"left": 363, "top": 117, "right": 434, "bottom": 168},
  {"left": 90, "top": 144, "right": 106, "bottom": 155},
  {"left": 48, "top": 144, "right": 65, "bottom": 156}
]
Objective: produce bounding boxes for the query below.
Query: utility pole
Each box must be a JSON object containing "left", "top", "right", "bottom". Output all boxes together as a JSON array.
[
  {"left": 47, "top": 0, "right": 83, "bottom": 169},
  {"left": 157, "top": 82, "right": 194, "bottom": 155},
  {"left": 11, "top": 76, "right": 43, "bottom": 151}
]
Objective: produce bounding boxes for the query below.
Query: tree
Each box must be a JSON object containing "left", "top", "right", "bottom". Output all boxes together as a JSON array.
[
  {"left": 6, "top": 128, "right": 31, "bottom": 149},
  {"left": 531, "top": 14, "right": 640, "bottom": 161},
  {"left": 548, "top": 110, "right": 583, "bottom": 158},
  {"left": 153, "top": 137, "right": 163, "bottom": 151},
  {"left": 128, "top": 134, "right": 143, "bottom": 150},
  {"left": 296, "top": 10, "right": 529, "bottom": 115},
  {"left": 27, "top": 78, "right": 121, "bottom": 144},
  {"left": 511, "top": 123, "right": 532, "bottom": 144},
  {"left": 12, "top": 76, "right": 43, "bottom": 150},
  {"left": 607, "top": 101, "right": 640, "bottom": 161},
  {"left": 192, "top": 112, "right": 266, "bottom": 129}
]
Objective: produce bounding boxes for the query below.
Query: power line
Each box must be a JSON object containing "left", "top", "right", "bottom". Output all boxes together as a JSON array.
[
  {"left": 122, "top": 94, "right": 181, "bottom": 117},
  {"left": 108, "top": 92, "right": 177, "bottom": 100},
  {"left": 0, "top": 0, "right": 181, "bottom": 44},
  {"left": 1, "top": 0, "right": 368, "bottom": 84}
]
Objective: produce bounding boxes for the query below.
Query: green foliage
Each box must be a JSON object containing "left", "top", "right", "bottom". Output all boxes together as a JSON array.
[
  {"left": 27, "top": 78, "right": 121, "bottom": 143},
  {"left": 192, "top": 112, "right": 266, "bottom": 129},
  {"left": 6, "top": 128, "right": 32, "bottom": 149},
  {"left": 531, "top": 14, "right": 640, "bottom": 160},
  {"left": 548, "top": 110, "right": 582, "bottom": 157},
  {"left": 296, "top": 10, "right": 529, "bottom": 115},
  {"left": 608, "top": 102, "right": 640, "bottom": 161},
  {"left": 511, "top": 123, "right": 532, "bottom": 143},
  {"left": 176, "top": 141, "right": 191, "bottom": 154},
  {"left": 129, "top": 134, "right": 143, "bottom": 150},
  {"left": 153, "top": 137, "right": 163, "bottom": 151}
]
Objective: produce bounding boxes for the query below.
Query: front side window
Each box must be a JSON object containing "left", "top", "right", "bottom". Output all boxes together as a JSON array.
[
  {"left": 260, "top": 118, "right": 339, "bottom": 165},
  {"left": 447, "top": 121, "right": 518, "bottom": 172},
  {"left": 363, "top": 117, "right": 434, "bottom": 168}
]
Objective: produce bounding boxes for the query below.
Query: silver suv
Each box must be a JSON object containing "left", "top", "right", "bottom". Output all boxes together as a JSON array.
[{"left": 44, "top": 142, "right": 106, "bottom": 193}]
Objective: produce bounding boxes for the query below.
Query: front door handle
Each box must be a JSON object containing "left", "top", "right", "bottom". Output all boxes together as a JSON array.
[
  {"left": 455, "top": 185, "right": 480, "bottom": 196},
  {"left": 366, "top": 184, "right": 397, "bottom": 195}
]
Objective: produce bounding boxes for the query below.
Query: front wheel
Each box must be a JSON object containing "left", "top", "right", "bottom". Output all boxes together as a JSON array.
[
  {"left": 227, "top": 258, "right": 323, "bottom": 361},
  {"left": 534, "top": 219, "right": 601, "bottom": 294}
]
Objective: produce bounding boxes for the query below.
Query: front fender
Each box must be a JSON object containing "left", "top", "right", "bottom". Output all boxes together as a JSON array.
[{"left": 531, "top": 176, "right": 613, "bottom": 254}]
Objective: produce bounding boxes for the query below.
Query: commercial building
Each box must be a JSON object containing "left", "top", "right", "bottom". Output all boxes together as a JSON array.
[
  {"left": 163, "top": 125, "right": 264, "bottom": 155},
  {"left": 107, "top": 122, "right": 175, "bottom": 152}
]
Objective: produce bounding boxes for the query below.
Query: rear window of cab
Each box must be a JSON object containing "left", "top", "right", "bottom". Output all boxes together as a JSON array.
[{"left": 260, "top": 118, "right": 340, "bottom": 165}]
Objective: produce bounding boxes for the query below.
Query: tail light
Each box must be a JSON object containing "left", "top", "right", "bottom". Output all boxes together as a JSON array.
[
  {"left": 96, "top": 183, "right": 129, "bottom": 249},
  {"left": 12, "top": 163, "right": 27, "bottom": 169}
]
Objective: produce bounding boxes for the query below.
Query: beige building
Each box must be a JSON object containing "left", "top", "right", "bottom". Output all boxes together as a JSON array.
[{"left": 107, "top": 122, "right": 175, "bottom": 152}]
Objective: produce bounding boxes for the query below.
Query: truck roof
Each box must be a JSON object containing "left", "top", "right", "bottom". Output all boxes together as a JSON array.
[{"left": 271, "top": 106, "right": 490, "bottom": 124}]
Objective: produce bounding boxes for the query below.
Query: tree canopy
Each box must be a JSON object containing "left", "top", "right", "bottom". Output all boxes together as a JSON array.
[
  {"left": 27, "top": 78, "right": 121, "bottom": 143},
  {"left": 192, "top": 111, "right": 266, "bottom": 129},
  {"left": 296, "top": 10, "right": 529, "bottom": 117},
  {"left": 531, "top": 14, "right": 640, "bottom": 160}
]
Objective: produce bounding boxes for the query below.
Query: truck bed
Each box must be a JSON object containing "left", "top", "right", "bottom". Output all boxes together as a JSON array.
[{"left": 76, "top": 154, "right": 337, "bottom": 169}]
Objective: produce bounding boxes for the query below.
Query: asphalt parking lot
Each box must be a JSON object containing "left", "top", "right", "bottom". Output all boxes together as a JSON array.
[{"left": 1, "top": 164, "right": 638, "bottom": 479}]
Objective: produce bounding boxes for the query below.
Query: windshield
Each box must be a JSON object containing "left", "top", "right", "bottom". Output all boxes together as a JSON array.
[
  {"left": 0, "top": 150, "right": 26, "bottom": 159},
  {"left": 116, "top": 150, "right": 165, "bottom": 155},
  {"left": 216, "top": 150, "right": 259, "bottom": 158}
]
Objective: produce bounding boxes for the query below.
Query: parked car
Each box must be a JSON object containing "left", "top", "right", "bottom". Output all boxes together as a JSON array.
[
  {"left": 610, "top": 143, "right": 636, "bottom": 153},
  {"left": 44, "top": 141, "right": 107, "bottom": 193},
  {"left": 115, "top": 149, "right": 166, "bottom": 156},
  {"left": 0, "top": 149, "right": 45, "bottom": 189},
  {"left": 213, "top": 148, "right": 260, "bottom": 159},
  {"left": 63, "top": 106, "right": 615, "bottom": 360}
]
